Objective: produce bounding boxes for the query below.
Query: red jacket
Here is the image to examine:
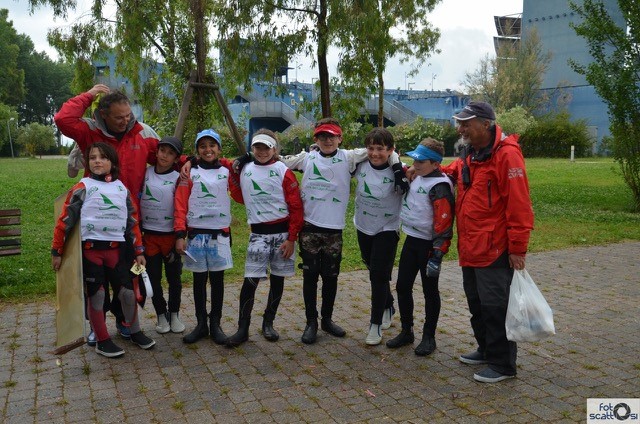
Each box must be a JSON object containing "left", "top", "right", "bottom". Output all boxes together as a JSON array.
[
  {"left": 54, "top": 92, "right": 160, "bottom": 207},
  {"left": 441, "top": 125, "right": 534, "bottom": 267}
]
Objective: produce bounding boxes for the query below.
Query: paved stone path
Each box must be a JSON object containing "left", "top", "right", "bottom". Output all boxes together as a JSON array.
[{"left": 1, "top": 242, "right": 639, "bottom": 423}]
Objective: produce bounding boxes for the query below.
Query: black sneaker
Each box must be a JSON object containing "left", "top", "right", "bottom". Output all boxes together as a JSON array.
[
  {"left": 130, "top": 331, "right": 156, "bottom": 350},
  {"left": 473, "top": 367, "right": 515, "bottom": 383},
  {"left": 95, "top": 338, "right": 125, "bottom": 358},
  {"left": 459, "top": 350, "right": 488, "bottom": 365}
]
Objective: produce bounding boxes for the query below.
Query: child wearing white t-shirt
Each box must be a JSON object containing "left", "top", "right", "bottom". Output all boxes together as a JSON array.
[
  {"left": 226, "top": 129, "right": 303, "bottom": 347},
  {"left": 174, "top": 129, "right": 235, "bottom": 345}
]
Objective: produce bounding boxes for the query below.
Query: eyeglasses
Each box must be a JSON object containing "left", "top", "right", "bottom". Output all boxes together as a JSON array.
[{"left": 315, "top": 134, "right": 339, "bottom": 142}]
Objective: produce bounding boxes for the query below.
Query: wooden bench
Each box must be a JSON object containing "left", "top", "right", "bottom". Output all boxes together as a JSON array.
[{"left": 0, "top": 209, "right": 21, "bottom": 257}]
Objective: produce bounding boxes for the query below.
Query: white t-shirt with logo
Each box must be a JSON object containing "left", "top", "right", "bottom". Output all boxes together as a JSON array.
[
  {"left": 187, "top": 166, "right": 231, "bottom": 230},
  {"left": 140, "top": 167, "right": 179, "bottom": 232},
  {"left": 80, "top": 178, "right": 128, "bottom": 241},
  {"left": 354, "top": 161, "right": 402, "bottom": 235},
  {"left": 400, "top": 173, "right": 452, "bottom": 240},
  {"left": 298, "top": 149, "right": 352, "bottom": 229},
  {"left": 240, "top": 161, "right": 289, "bottom": 224}
]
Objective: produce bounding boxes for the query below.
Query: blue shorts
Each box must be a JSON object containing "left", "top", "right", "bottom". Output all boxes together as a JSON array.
[{"left": 183, "top": 233, "right": 233, "bottom": 273}]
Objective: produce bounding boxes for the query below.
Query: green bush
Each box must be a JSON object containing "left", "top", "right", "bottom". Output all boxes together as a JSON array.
[
  {"left": 388, "top": 117, "right": 458, "bottom": 156},
  {"left": 497, "top": 106, "right": 536, "bottom": 136},
  {"left": 277, "top": 124, "right": 314, "bottom": 155},
  {"left": 520, "top": 112, "right": 593, "bottom": 158}
]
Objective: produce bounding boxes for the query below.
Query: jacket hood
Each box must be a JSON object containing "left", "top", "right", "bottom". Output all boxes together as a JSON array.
[{"left": 492, "top": 124, "right": 520, "bottom": 154}]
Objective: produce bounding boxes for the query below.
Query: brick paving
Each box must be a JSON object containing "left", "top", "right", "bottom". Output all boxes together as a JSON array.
[{"left": 1, "top": 242, "right": 639, "bottom": 423}]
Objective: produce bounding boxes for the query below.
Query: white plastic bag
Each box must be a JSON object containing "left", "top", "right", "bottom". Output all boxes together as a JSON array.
[
  {"left": 505, "top": 269, "right": 555, "bottom": 342},
  {"left": 140, "top": 271, "right": 153, "bottom": 298}
]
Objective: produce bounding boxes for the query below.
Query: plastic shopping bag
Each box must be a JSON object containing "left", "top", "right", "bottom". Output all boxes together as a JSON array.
[{"left": 505, "top": 269, "right": 555, "bottom": 342}]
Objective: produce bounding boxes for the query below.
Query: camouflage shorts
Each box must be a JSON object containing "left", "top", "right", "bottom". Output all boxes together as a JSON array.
[
  {"left": 299, "top": 231, "right": 343, "bottom": 256},
  {"left": 298, "top": 231, "right": 343, "bottom": 276}
]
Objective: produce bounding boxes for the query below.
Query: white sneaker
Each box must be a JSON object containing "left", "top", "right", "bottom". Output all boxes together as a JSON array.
[
  {"left": 365, "top": 324, "right": 382, "bottom": 346},
  {"left": 155, "top": 313, "right": 170, "bottom": 334},
  {"left": 381, "top": 307, "right": 394, "bottom": 330},
  {"left": 170, "top": 312, "right": 185, "bottom": 333}
]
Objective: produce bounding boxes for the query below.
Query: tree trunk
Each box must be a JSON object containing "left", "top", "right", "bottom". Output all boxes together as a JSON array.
[
  {"left": 377, "top": 71, "right": 384, "bottom": 127},
  {"left": 317, "top": 0, "right": 331, "bottom": 118},
  {"left": 192, "top": 0, "right": 206, "bottom": 114}
]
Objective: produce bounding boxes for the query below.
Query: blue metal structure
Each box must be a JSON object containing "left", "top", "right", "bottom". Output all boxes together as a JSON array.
[{"left": 521, "top": 0, "right": 625, "bottom": 148}]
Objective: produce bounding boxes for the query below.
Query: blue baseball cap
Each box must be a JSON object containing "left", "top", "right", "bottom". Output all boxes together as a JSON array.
[{"left": 195, "top": 129, "right": 222, "bottom": 149}]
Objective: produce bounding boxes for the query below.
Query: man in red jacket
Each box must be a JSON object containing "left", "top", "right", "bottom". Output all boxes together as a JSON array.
[
  {"left": 442, "top": 101, "right": 534, "bottom": 383},
  {"left": 55, "top": 84, "right": 162, "bottom": 342},
  {"left": 55, "top": 84, "right": 161, "bottom": 208}
]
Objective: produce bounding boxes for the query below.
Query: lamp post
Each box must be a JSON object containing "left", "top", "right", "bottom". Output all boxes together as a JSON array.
[
  {"left": 7, "top": 117, "right": 15, "bottom": 158},
  {"left": 431, "top": 73, "right": 437, "bottom": 92}
]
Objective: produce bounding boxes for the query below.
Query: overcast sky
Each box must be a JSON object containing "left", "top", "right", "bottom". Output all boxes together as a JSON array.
[{"left": 5, "top": 0, "right": 522, "bottom": 92}]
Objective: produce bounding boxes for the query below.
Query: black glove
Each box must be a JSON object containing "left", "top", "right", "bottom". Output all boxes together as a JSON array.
[
  {"left": 233, "top": 152, "right": 252, "bottom": 173},
  {"left": 426, "top": 258, "right": 441, "bottom": 278},
  {"left": 392, "top": 162, "right": 410, "bottom": 194}
]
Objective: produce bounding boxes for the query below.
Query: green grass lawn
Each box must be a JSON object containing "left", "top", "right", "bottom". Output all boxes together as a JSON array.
[{"left": 1, "top": 156, "right": 639, "bottom": 301}]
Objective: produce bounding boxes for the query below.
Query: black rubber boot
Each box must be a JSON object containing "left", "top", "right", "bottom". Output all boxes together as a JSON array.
[
  {"left": 226, "top": 320, "right": 250, "bottom": 347},
  {"left": 385, "top": 327, "right": 415, "bottom": 348},
  {"left": 415, "top": 323, "right": 436, "bottom": 356},
  {"left": 321, "top": 318, "right": 346, "bottom": 337},
  {"left": 262, "top": 317, "right": 279, "bottom": 342},
  {"left": 182, "top": 314, "right": 208, "bottom": 344},
  {"left": 301, "top": 320, "right": 318, "bottom": 345},
  {"left": 414, "top": 336, "right": 436, "bottom": 356},
  {"left": 210, "top": 315, "right": 228, "bottom": 345}
]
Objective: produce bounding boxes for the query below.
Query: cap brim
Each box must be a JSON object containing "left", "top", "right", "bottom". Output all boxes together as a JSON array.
[
  {"left": 453, "top": 112, "right": 477, "bottom": 121},
  {"left": 314, "top": 130, "right": 341, "bottom": 136},
  {"left": 251, "top": 141, "right": 274, "bottom": 148}
]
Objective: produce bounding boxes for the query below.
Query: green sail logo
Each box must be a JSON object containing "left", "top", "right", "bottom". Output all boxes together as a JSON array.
[
  {"left": 143, "top": 185, "right": 160, "bottom": 202},
  {"left": 197, "top": 182, "right": 216, "bottom": 198},
  {"left": 361, "top": 182, "right": 379, "bottom": 200},
  {"left": 99, "top": 194, "right": 121, "bottom": 210},
  {"left": 251, "top": 179, "right": 270, "bottom": 196},
  {"left": 309, "top": 163, "right": 329, "bottom": 182}
]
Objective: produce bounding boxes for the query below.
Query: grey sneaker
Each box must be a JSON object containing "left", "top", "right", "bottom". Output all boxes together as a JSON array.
[
  {"left": 170, "top": 312, "right": 186, "bottom": 333},
  {"left": 459, "top": 350, "right": 488, "bottom": 365},
  {"left": 156, "top": 313, "right": 170, "bottom": 334},
  {"left": 381, "top": 306, "right": 395, "bottom": 330},
  {"left": 473, "top": 367, "right": 515, "bottom": 383},
  {"left": 365, "top": 324, "right": 382, "bottom": 346}
]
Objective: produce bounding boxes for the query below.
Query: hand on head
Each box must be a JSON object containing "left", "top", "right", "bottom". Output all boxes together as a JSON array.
[{"left": 88, "top": 84, "right": 110, "bottom": 97}]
